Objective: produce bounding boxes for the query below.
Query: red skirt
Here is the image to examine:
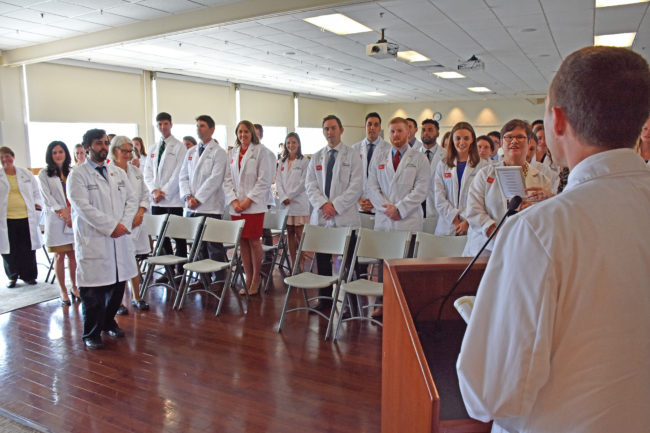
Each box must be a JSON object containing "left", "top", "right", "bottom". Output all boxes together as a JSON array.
[{"left": 231, "top": 212, "right": 264, "bottom": 239}]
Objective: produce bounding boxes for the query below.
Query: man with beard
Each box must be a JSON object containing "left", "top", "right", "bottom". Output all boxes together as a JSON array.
[
  {"left": 418, "top": 119, "right": 444, "bottom": 218},
  {"left": 68, "top": 129, "right": 138, "bottom": 350}
]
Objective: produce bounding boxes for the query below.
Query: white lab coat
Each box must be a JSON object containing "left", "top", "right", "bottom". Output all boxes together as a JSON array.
[
  {"left": 409, "top": 138, "right": 423, "bottom": 151},
  {"left": 352, "top": 137, "right": 390, "bottom": 204},
  {"left": 223, "top": 144, "right": 276, "bottom": 215},
  {"left": 275, "top": 156, "right": 310, "bottom": 217},
  {"left": 433, "top": 158, "right": 488, "bottom": 235},
  {"left": 179, "top": 139, "right": 228, "bottom": 215},
  {"left": 305, "top": 143, "right": 362, "bottom": 228},
  {"left": 418, "top": 144, "right": 445, "bottom": 219},
  {"left": 367, "top": 146, "right": 430, "bottom": 232},
  {"left": 68, "top": 160, "right": 139, "bottom": 287},
  {"left": 0, "top": 167, "right": 43, "bottom": 254},
  {"left": 463, "top": 162, "right": 551, "bottom": 256},
  {"left": 532, "top": 160, "right": 560, "bottom": 194},
  {"left": 37, "top": 169, "right": 74, "bottom": 248},
  {"left": 143, "top": 135, "right": 186, "bottom": 208},
  {"left": 457, "top": 149, "right": 650, "bottom": 433},
  {"left": 109, "top": 161, "right": 151, "bottom": 256}
]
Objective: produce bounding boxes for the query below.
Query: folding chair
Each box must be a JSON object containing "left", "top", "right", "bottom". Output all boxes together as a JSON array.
[
  {"left": 414, "top": 232, "right": 468, "bottom": 258},
  {"left": 356, "top": 213, "right": 379, "bottom": 279},
  {"left": 140, "top": 215, "right": 205, "bottom": 301},
  {"left": 260, "top": 208, "right": 289, "bottom": 293},
  {"left": 422, "top": 216, "right": 438, "bottom": 234},
  {"left": 334, "top": 228, "right": 410, "bottom": 341},
  {"left": 138, "top": 213, "right": 169, "bottom": 276},
  {"left": 277, "top": 224, "right": 352, "bottom": 340},
  {"left": 174, "top": 218, "right": 245, "bottom": 316}
]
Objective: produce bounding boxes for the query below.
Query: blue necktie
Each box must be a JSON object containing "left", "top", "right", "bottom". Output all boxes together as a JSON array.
[
  {"left": 325, "top": 149, "right": 336, "bottom": 198},
  {"left": 199, "top": 144, "right": 205, "bottom": 157},
  {"left": 95, "top": 166, "right": 107, "bottom": 180}
]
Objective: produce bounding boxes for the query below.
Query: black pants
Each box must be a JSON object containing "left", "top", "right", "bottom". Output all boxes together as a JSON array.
[
  {"left": 152, "top": 206, "right": 187, "bottom": 272},
  {"left": 2, "top": 218, "right": 37, "bottom": 282},
  {"left": 80, "top": 281, "right": 126, "bottom": 340},
  {"left": 315, "top": 230, "right": 360, "bottom": 298},
  {"left": 186, "top": 211, "right": 227, "bottom": 280}
]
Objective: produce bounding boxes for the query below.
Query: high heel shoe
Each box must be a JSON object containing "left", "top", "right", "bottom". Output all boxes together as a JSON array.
[
  {"left": 248, "top": 277, "right": 261, "bottom": 296},
  {"left": 69, "top": 287, "right": 80, "bottom": 302},
  {"left": 60, "top": 297, "right": 71, "bottom": 306}
]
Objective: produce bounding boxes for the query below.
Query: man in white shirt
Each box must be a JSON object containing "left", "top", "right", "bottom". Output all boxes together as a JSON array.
[
  {"left": 68, "top": 129, "right": 138, "bottom": 350},
  {"left": 352, "top": 112, "right": 389, "bottom": 215},
  {"left": 305, "top": 114, "right": 362, "bottom": 311},
  {"left": 179, "top": 115, "right": 228, "bottom": 281},
  {"left": 143, "top": 112, "right": 187, "bottom": 274},
  {"left": 419, "top": 119, "right": 444, "bottom": 218},
  {"left": 457, "top": 46, "right": 650, "bottom": 433},
  {"left": 406, "top": 117, "right": 423, "bottom": 150}
]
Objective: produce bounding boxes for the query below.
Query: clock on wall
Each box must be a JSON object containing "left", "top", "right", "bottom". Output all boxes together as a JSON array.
[{"left": 433, "top": 112, "right": 443, "bottom": 121}]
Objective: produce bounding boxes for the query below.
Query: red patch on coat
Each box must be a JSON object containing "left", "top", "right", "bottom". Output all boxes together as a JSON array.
[
  {"left": 316, "top": 165, "right": 322, "bottom": 171},
  {"left": 378, "top": 164, "right": 385, "bottom": 170},
  {"left": 150, "top": 153, "right": 155, "bottom": 158},
  {"left": 230, "top": 159, "right": 234, "bottom": 164},
  {"left": 188, "top": 156, "right": 192, "bottom": 161},
  {"left": 444, "top": 172, "right": 452, "bottom": 178},
  {"left": 487, "top": 177, "right": 494, "bottom": 184},
  {"left": 281, "top": 166, "right": 285, "bottom": 171}
]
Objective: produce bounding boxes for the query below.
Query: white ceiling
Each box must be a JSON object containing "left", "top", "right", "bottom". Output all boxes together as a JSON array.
[{"left": 0, "top": 0, "right": 648, "bottom": 103}]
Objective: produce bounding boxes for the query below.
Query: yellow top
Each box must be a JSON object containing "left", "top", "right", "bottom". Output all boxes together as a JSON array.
[{"left": 6, "top": 174, "right": 28, "bottom": 219}]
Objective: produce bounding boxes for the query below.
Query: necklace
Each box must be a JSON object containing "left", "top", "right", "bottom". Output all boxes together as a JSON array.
[{"left": 522, "top": 162, "right": 529, "bottom": 178}]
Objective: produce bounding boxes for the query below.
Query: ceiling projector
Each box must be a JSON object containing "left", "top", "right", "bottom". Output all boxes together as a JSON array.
[
  {"left": 458, "top": 55, "right": 485, "bottom": 71},
  {"left": 366, "top": 29, "right": 398, "bottom": 60}
]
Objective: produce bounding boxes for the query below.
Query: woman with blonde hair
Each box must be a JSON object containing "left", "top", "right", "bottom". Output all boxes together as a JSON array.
[
  {"left": 223, "top": 120, "right": 276, "bottom": 295},
  {"left": 634, "top": 116, "right": 650, "bottom": 164}
]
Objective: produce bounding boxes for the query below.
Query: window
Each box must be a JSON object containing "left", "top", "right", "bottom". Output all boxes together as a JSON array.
[
  {"left": 153, "top": 123, "right": 228, "bottom": 151},
  {"left": 27, "top": 121, "right": 138, "bottom": 168},
  {"left": 295, "top": 127, "right": 327, "bottom": 155},
  {"left": 259, "top": 126, "right": 287, "bottom": 156}
]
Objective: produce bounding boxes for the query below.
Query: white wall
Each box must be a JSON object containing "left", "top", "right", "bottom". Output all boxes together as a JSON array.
[{"left": 0, "top": 66, "right": 29, "bottom": 166}]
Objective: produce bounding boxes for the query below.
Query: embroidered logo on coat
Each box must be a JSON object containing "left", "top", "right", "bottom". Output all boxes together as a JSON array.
[
  {"left": 444, "top": 172, "right": 452, "bottom": 178},
  {"left": 378, "top": 164, "right": 385, "bottom": 170},
  {"left": 487, "top": 177, "right": 494, "bottom": 184},
  {"left": 316, "top": 165, "right": 322, "bottom": 171}
]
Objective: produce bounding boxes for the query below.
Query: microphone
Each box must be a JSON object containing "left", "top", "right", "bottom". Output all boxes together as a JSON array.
[{"left": 430, "top": 195, "right": 522, "bottom": 326}]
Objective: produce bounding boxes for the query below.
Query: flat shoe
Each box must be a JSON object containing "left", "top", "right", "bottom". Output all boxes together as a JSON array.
[
  {"left": 6, "top": 280, "right": 16, "bottom": 288},
  {"left": 84, "top": 337, "right": 104, "bottom": 350},
  {"left": 105, "top": 327, "right": 125, "bottom": 338},
  {"left": 116, "top": 305, "right": 128, "bottom": 315},
  {"left": 131, "top": 300, "right": 149, "bottom": 311}
]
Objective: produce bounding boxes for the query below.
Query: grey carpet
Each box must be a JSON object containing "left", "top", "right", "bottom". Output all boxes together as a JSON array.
[{"left": 0, "top": 282, "right": 60, "bottom": 315}]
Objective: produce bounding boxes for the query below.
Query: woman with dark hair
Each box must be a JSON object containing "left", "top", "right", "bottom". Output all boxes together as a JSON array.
[
  {"left": 276, "top": 132, "right": 309, "bottom": 270},
  {"left": 223, "top": 120, "right": 276, "bottom": 295},
  {"left": 1, "top": 146, "right": 43, "bottom": 288},
  {"left": 476, "top": 135, "right": 494, "bottom": 162},
  {"left": 433, "top": 122, "right": 488, "bottom": 236},
  {"left": 182, "top": 136, "right": 197, "bottom": 150},
  {"left": 38, "top": 141, "right": 78, "bottom": 304},
  {"left": 440, "top": 131, "right": 452, "bottom": 153},
  {"left": 132, "top": 137, "right": 147, "bottom": 167}
]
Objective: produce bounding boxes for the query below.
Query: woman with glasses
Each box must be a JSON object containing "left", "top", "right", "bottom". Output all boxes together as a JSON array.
[
  {"left": 38, "top": 141, "right": 79, "bottom": 305},
  {"left": 464, "top": 119, "right": 552, "bottom": 256},
  {"left": 108, "top": 136, "right": 150, "bottom": 311},
  {"left": 433, "top": 122, "right": 488, "bottom": 237}
]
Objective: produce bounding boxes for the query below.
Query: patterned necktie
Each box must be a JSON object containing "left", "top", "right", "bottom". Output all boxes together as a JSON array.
[
  {"left": 199, "top": 144, "right": 205, "bottom": 157},
  {"left": 393, "top": 149, "right": 401, "bottom": 170},
  {"left": 426, "top": 149, "right": 432, "bottom": 162},
  {"left": 325, "top": 148, "right": 336, "bottom": 198},
  {"left": 157, "top": 140, "right": 166, "bottom": 167},
  {"left": 95, "top": 166, "right": 107, "bottom": 180},
  {"left": 367, "top": 142, "right": 375, "bottom": 176}
]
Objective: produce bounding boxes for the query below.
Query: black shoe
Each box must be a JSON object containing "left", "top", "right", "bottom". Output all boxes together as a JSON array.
[
  {"left": 105, "top": 327, "right": 125, "bottom": 338},
  {"left": 311, "top": 299, "right": 332, "bottom": 313},
  {"left": 116, "top": 304, "right": 128, "bottom": 315},
  {"left": 84, "top": 337, "right": 104, "bottom": 349},
  {"left": 61, "top": 298, "right": 71, "bottom": 306},
  {"left": 25, "top": 279, "right": 37, "bottom": 285},
  {"left": 69, "top": 290, "right": 80, "bottom": 302},
  {"left": 6, "top": 280, "right": 16, "bottom": 288},
  {"left": 155, "top": 275, "right": 169, "bottom": 284},
  {"left": 131, "top": 300, "right": 149, "bottom": 311}
]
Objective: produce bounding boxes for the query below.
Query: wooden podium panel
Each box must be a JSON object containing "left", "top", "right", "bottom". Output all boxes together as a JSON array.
[{"left": 381, "top": 257, "right": 491, "bottom": 433}]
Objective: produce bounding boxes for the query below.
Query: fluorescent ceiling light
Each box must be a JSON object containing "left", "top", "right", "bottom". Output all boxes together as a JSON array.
[
  {"left": 397, "top": 51, "right": 429, "bottom": 62},
  {"left": 365, "top": 91, "right": 386, "bottom": 96},
  {"left": 594, "top": 32, "right": 636, "bottom": 47},
  {"left": 468, "top": 87, "right": 492, "bottom": 93},
  {"left": 434, "top": 71, "right": 465, "bottom": 79},
  {"left": 596, "top": 0, "right": 648, "bottom": 7},
  {"left": 304, "top": 13, "right": 372, "bottom": 35}
]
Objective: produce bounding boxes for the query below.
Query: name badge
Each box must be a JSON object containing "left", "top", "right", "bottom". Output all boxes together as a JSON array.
[
  {"left": 316, "top": 165, "right": 322, "bottom": 171},
  {"left": 150, "top": 153, "right": 155, "bottom": 158},
  {"left": 117, "top": 180, "right": 126, "bottom": 188},
  {"left": 188, "top": 156, "right": 192, "bottom": 161},
  {"left": 487, "top": 177, "right": 494, "bottom": 184},
  {"left": 281, "top": 167, "right": 284, "bottom": 171},
  {"left": 378, "top": 164, "right": 385, "bottom": 170},
  {"left": 87, "top": 184, "right": 98, "bottom": 191},
  {"left": 444, "top": 172, "right": 452, "bottom": 178}
]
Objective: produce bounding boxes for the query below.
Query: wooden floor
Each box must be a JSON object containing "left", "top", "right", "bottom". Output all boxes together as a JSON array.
[{"left": 0, "top": 270, "right": 382, "bottom": 433}]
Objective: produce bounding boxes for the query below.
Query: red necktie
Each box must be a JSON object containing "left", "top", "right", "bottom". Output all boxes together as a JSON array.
[{"left": 393, "top": 150, "right": 401, "bottom": 170}]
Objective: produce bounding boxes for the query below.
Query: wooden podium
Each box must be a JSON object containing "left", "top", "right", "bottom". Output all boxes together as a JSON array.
[{"left": 381, "top": 257, "right": 491, "bottom": 433}]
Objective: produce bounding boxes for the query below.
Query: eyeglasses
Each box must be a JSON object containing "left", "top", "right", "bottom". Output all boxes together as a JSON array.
[
  {"left": 118, "top": 148, "right": 134, "bottom": 154},
  {"left": 503, "top": 135, "right": 528, "bottom": 143}
]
